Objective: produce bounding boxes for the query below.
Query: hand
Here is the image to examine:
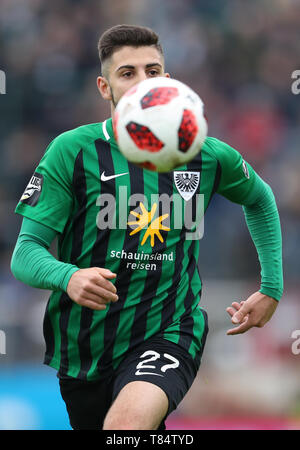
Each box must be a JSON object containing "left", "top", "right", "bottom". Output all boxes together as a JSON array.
[
  {"left": 226, "top": 291, "right": 278, "bottom": 336},
  {"left": 67, "top": 267, "right": 118, "bottom": 311}
]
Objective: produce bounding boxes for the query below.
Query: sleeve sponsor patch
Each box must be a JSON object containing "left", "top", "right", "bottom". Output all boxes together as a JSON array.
[
  {"left": 20, "top": 172, "right": 43, "bottom": 206},
  {"left": 242, "top": 160, "right": 250, "bottom": 179}
]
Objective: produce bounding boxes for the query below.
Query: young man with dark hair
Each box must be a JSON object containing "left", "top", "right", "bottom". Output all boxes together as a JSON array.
[{"left": 11, "top": 24, "right": 283, "bottom": 430}]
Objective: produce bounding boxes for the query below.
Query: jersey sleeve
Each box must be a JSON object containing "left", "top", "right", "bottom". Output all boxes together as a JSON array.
[
  {"left": 11, "top": 217, "right": 79, "bottom": 292},
  {"left": 205, "top": 137, "right": 260, "bottom": 205},
  {"left": 15, "top": 134, "right": 75, "bottom": 234},
  {"left": 205, "top": 137, "right": 283, "bottom": 301}
]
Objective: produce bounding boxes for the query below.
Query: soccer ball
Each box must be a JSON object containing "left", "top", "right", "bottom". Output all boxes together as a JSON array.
[{"left": 112, "top": 77, "right": 207, "bottom": 172}]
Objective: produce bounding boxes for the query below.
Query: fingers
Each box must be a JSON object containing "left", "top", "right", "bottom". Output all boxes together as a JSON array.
[
  {"left": 74, "top": 289, "right": 117, "bottom": 311},
  {"left": 226, "top": 316, "right": 252, "bottom": 335},
  {"left": 79, "top": 299, "right": 107, "bottom": 311},
  {"left": 226, "top": 300, "right": 253, "bottom": 335},
  {"left": 84, "top": 282, "right": 118, "bottom": 302},
  {"left": 67, "top": 268, "right": 119, "bottom": 311},
  {"left": 79, "top": 273, "right": 119, "bottom": 309},
  {"left": 75, "top": 287, "right": 118, "bottom": 311},
  {"left": 97, "top": 276, "right": 117, "bottom": 294},
  {"left": 226, "top": 301, "right": 244, "bottom": 318},
  {"left": 94, "top": 268, "right": 117, "bottom": 280},
  {"left": 82, "top": 288, "right": 118, "bottom": 304},
  {"left": 92, "top": 268, "right": 117, "bottom": 294},
  {"left": 231, "top": 301, "right": 251, "bottom": 324},
  {"left": 226, "top": 292, "right": 278, "bottom": 336}
]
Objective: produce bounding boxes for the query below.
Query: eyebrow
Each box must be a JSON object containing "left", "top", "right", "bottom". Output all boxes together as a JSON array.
[{"left": 116, "top": 63, "right": 163, "bottom": 72}]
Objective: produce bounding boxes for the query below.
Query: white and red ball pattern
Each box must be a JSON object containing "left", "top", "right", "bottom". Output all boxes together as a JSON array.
[{"left": 113, "top": 77, "right": 207, "bottom": 172}]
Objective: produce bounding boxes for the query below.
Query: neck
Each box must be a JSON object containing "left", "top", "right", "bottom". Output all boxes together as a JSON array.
[{"left": 111, "top": 103, "right": 115, "bottom": 119}]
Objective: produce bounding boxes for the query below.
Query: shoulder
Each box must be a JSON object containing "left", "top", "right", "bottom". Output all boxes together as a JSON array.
[
  {"left": 51, "top": 122, "right": 104, "bottom": 149},
  {"left": 202, "top": 136, "right": 238, "bottom": 159},
  {"left": 42, "top": 122, "right": 106, "bottom": 165},
  {"left": 201, "top": 136, "right": 243, "bottom": 169}
]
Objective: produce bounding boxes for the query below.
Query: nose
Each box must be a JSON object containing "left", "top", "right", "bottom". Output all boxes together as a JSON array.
[{"left": 136, "top": 70, "right": 148, "bottom": 83}]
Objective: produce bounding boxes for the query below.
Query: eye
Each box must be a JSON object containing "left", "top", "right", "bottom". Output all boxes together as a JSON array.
[
  {"left": 148, "top": 70, "right": 159, "bottom": 77},
  {"left": 122, "top": 71, "right": 133, "bottom": 78}
]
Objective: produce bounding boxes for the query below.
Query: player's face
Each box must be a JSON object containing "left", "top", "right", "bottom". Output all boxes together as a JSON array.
[{"left": 97, "top": 46, "right": 170, "bottom": 112}]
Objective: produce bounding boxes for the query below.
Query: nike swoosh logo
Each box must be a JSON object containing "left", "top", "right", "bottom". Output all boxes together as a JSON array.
[{"left": 101, "top": 171, "right": 128, "bottom": 182}]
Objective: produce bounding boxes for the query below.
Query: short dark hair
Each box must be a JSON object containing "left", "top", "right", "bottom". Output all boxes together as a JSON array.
[{"left": 98, "top": 24, "right": 163, "bottom": 66}]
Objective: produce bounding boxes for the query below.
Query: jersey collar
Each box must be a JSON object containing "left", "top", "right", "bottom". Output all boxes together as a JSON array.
[{"left": 102, "top": 118, "right": 116, "bottom": 144}]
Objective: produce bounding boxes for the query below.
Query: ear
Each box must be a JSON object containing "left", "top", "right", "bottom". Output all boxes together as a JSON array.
[
  {"left": 97, "top": 76, "right": 112, "bottom": 101},
  {"left": 164, "top": 73, "right": 171, "bottom": 78}
]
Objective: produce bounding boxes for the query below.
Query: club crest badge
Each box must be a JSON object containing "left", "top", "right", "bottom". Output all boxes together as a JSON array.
[{"left": 173, "top": 171, "right": 200, "bottom": 201}]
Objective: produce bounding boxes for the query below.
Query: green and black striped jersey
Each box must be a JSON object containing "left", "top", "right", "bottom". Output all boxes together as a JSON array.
[{"left": 15, "top": 118, "right": 258, "bottom": 381}]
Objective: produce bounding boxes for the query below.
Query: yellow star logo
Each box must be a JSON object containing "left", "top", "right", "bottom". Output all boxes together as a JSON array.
[{"left": 128, "top": 202, "right": 170, "bottom": 247}]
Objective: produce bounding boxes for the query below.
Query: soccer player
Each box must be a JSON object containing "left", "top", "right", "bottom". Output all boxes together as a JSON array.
[{"left": 11, "top": 25, "right": 283, "bottom": 430}]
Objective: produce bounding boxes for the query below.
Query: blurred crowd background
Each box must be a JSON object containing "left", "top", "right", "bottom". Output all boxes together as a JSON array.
[{"left": 0, "top": 0, "right": 299, "bottom": 430}]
